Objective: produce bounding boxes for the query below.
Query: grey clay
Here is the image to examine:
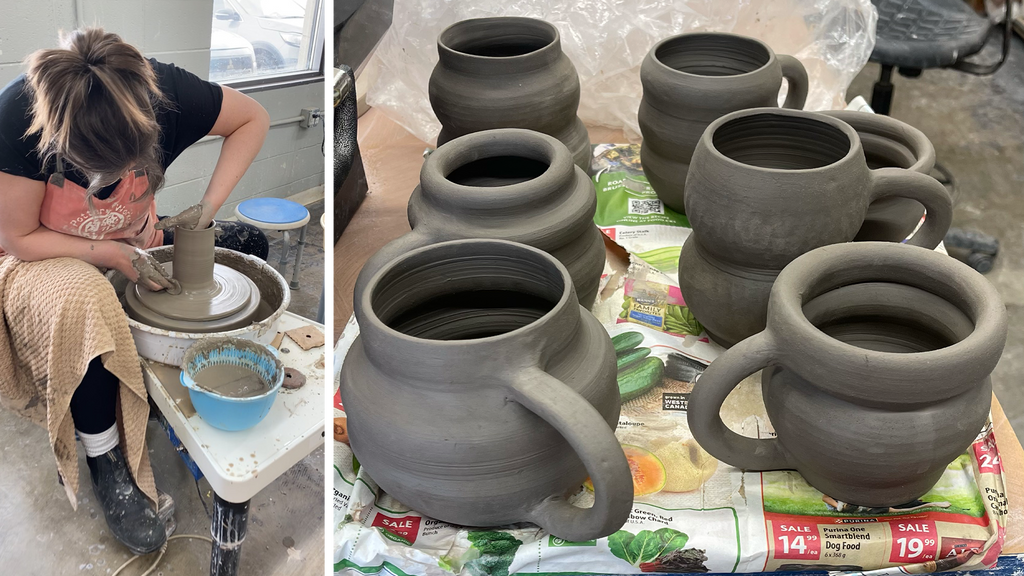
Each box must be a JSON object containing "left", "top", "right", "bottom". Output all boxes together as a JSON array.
[
  {"left": 678, "top": 108, "right": 953, "bottom": 347},
  {"left": 819, "top": 110, "right": 937, "bottom": 243},
  {"left": 639, "top": 32, "right": 809, "bottom": 213},
  {"left": 677, "top": 238, "right": 776, "bottom": 348},
  {"left": 430, "top": 17, "right": 592, "bottom": 172},
  {"left": 688, "top": 242, "right": 1008, "bottom": 507},
  {"left": 341, "top": 239, "right": 633, "bottom": 540},
  {"left": 353, "top": 128, "right": 605, "bottom": 309},
  {"left": 685, "top": 108, "right": 952, "bottom": 268}
]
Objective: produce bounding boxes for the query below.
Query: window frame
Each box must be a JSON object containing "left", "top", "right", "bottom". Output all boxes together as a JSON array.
[{"left": 211, "top": 0, "right": 326, "bottom": 93}]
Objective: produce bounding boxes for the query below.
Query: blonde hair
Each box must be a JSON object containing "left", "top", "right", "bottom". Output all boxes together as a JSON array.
[{"left": 24, "top": 28, "right": 167, "bottom": 199}]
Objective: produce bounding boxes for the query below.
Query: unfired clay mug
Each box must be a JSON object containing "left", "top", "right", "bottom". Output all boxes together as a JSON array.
[
  {"left": 639, "top": 32, "right": 809, "bottom": 213},
  {"left": 353, "top": 128, "right": 605, "bottom": 309},
  {"left": 685, "top": 108, "right": 953, "bottom": 269},
  {"left": 341, "top": 239, "right": 633, "bottom": 540},
  {"left": 430, "top": 17, "right": 592, "bottom": 171},
  {"left": 688, "top": 242, "right": 1007, "bottom": 506},
  {"left": 819, "top": 110, "right": 937, "bottom": 243}
]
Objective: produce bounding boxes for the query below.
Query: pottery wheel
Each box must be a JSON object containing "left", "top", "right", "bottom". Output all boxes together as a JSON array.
[{"left": 125, "top": 262, "right": 261, "bottom": 332}]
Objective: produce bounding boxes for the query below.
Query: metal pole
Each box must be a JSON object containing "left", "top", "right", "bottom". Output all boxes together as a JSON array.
[
  {"left": 210, "top": 495, "right": 250, "bottom": 576},
  {"left": 278, "top": 230, "right": 291, "bottom": 274},
  {"left": 290, "top": 223, "right": 308, "bottom": 290},
  {"left": 316, "top": 285, "right": 325, "bottom": 323}
]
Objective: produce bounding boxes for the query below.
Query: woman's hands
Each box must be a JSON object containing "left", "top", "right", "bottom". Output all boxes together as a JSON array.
[
  {"left": 155, "top": 200, "right": 215, "bottom": 231},
  {"left": 107, "top": 242, "right": 179, "bottom": 293}
]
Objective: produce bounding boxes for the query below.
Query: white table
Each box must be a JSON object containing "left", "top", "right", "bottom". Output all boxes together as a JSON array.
[{"left": 142, "top": 311, "right": 326, "bottom": 576}]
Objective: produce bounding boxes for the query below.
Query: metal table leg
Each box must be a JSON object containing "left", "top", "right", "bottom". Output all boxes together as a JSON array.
[
  {"left": 290, "top": 223, "right": 308, "bottom": 290},
  {"left": 316, "top": 285, "right": 325, "bottom": 323},
  {"left": 210, "top": 495, "right": 250, "bottom": 576},
  {"left": 278, "top": 230, "right": 291, "bottom": 274}
]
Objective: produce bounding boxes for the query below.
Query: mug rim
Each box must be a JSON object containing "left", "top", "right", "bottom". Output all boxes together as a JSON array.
[
  {"left": 438, "top": 16, "right": 559, "bottom": 61},
  {"left": 768, "top": 242, "right": 1006, "bottom": 403},
  {"left": 703, "top": 107, "right": 861, "bottom": 174},
  {"left": 420, "top": 128, "right": 575, "bottom": 210},
  {"left": 359, "top": 238, "right": 576, "bottom": 347},
  {"left": 818, "top": 110, "right": 935, "bottom": 174},
  {"left": 649, "top": 32, "right": 776, "bottom": 79}
]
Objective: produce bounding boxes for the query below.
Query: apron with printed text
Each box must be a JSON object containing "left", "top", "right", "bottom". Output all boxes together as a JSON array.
[{"left": 0, "top": 158, "right": 162, "bottom": 257}]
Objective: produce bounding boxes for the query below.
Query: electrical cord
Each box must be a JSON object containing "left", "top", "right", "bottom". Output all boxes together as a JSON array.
[
  {"left": 110, "top": 534, "right": 214, "bottom": 576},
  {"left": 195, "top": 477, "right": 212, "bottom": 518}
]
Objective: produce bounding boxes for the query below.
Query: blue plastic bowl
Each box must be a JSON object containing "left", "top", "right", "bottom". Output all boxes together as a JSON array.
[{"left": 180, "top": 337, "right": 285, "bottom": 431}]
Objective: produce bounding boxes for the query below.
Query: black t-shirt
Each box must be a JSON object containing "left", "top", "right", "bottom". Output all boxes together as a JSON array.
[{"left": 0, "top": 59, "right": 223, "bottom": 198}]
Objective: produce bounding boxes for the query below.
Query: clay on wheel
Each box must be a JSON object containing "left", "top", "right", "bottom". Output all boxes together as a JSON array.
[
  {"left": 134, "top": 262, "right": 255, "bottom": 321},
  {"left": 125, "top": 222, "right": 262, "bottom": 333},
  {"left": 126, "top": 266, "right": 260, "bottom": 332}
]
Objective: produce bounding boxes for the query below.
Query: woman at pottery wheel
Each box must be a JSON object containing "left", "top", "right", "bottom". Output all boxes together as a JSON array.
[{"left": 0, "top": 29, "right": 271, "bottom": 554}]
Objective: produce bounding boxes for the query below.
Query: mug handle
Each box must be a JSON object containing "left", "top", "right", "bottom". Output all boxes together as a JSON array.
[
  {"left": 352, "top": 228, "right": 434, "bottom": 302},
  {"left": 868, "top": 167, "right": 953, "bottom": 249},
  {"left": 509, "top": 367, "right": 634, "bottom": 541},
  {"left": 686, "top": 333, "right": 791, "bottom": 470},
  {"left": 778, "top": 55, "right": 808, "bottom": 110}
]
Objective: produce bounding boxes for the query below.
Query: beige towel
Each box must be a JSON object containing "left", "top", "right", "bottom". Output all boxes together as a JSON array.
[{"left": 0, "top": 255, "right": 156, "bottom": 508}]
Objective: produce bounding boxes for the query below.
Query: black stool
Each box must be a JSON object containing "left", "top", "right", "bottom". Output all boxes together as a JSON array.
[{"left": 869, "top": 0, "right": 1014, "bottom": 272}]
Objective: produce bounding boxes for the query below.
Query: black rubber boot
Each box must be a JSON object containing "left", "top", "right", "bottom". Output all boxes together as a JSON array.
[{"left": 87, "top": 446, "right": 167, "bottom": 554}]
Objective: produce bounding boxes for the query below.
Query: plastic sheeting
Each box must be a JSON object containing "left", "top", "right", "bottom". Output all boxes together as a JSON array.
[{"left": 365, "top": 0, "right": 878, "bottom": 143}]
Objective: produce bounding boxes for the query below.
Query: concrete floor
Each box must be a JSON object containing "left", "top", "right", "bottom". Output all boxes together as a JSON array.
[
  {"left": 845, "top": 36, "right": 1024, "bottom": 436},
  {"left": 0, "top": 198, "right": 327, "bottom": 575}
]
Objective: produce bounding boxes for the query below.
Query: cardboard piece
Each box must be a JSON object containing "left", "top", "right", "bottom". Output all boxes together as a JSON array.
[{"left": 286, "top": 325, "right": 326, "bottom": 350}]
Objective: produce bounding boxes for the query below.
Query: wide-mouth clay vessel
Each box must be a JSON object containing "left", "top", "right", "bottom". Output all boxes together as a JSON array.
[
  {"left": 684, "top": 108, "right": 953, "bottom": 269},
  {"left": 353, "top": 128, "right": 605, "bottom": 309},
  {"left": 639, "top": 32, "right": 808, "bottom": 213},
  {"left": 430, "top": 17, "right": 592, "bottom": 172},
  {"left": 341, "top": 239, "right": 633, "bottom": 541},
  {"left": 688, "top": 242, "right": 1007, "bottom": 506},
  {"left": 819, "top": 109, "right": 937, "bottom": 243}
]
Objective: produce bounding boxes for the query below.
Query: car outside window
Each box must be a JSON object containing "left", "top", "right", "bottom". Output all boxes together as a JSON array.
[{"left": 210, "top": 0, "right": 323, "bottom": 87}]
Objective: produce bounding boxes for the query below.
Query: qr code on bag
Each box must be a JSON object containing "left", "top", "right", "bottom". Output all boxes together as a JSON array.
[{"left": 628, "top": 198, "right": 664, "bottom": 215}]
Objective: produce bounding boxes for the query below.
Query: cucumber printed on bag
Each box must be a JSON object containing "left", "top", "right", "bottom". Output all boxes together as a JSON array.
[{"left": 618, "top": 357, "right": 665, "bottom": 402}]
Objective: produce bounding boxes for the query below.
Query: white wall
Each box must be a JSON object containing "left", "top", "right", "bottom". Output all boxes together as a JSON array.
[{"left": 0, "top": 0, "right": 325, "bottom": 220}]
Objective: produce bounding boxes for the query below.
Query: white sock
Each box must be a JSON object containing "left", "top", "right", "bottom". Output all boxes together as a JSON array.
[{"left": 78, "top": 425, "right": 119, "bottom": 457}]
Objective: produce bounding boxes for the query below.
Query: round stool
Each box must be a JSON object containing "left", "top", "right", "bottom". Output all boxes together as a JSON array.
[{"left": 235, "top": 198, "right": 311, "bottom": 290}]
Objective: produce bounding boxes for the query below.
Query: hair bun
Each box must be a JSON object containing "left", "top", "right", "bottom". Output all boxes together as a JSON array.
[{"left": 23, "top": 27, "right": 167, "bottom": 199}]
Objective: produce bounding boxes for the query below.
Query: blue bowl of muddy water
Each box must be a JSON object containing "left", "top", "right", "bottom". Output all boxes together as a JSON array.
[{"left": 180, "top": 337, "right": 285, "bottom": 431}]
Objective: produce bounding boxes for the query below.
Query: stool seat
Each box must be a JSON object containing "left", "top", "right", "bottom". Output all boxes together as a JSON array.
[
  {"left": 234, "top": 198, "right": 312, "bottom": 290},
  {"left": 235, "top": 198, "right": 311, "bottom": 230},
  {"left": 871, "top": 0, "right": 992, "bottom": 69}
]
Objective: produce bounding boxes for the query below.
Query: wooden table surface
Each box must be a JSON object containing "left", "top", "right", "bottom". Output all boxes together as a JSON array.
[{"left": 334, "top": 107, "right": 1024, "bottom": 553}]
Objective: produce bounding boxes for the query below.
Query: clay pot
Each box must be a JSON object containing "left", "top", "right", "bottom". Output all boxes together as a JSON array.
[
  {"left": 639, "top": 33, "right": 809, "bottom": 213},
  {"left": 685, "top": 108, "right": 952, "bottom": 269},
  {"left": 430, "top": 17, "right": 592, "bottom": 172},
  {"left": 353, "top": 128, "right": 605, "bottom": 309},
  {"left": 341, "top": 239, "right": 633, "bottom": 540},
  {"left": 688, "top": 242, "right": 1007, "bottom": 506},
  {"left": 677, "top": 238, "right": 776, "bottom": 348},
  {"left": 819, "top": 110, "right": 937, "bottom": 242}
]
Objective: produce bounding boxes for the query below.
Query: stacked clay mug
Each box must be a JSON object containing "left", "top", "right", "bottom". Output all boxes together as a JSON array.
[
  {"left": 430, "top": 17, "right": 592, "bottom": 172},
  {"left": 639, "top": 32, "right": 809, "bottom": 213},
  {"left": 352, "top": 128, "right": 605, "bottom": 309},
  {"left": 819, "top": 109, "right": 937, "bottom": 242},
  {"left": 688, "top": 242, "right": 1007, "bottom": 506},
  {"left": 679, "top": 108, "right": 953, "bottom": 346},
  {"left": 341, "top": 239, "right": 633, "bottom": 540}
]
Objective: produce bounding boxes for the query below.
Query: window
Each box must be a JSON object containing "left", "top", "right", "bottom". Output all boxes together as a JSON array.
[{"left": 210, "top": 0, "right": 324, "bottom": 88}]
